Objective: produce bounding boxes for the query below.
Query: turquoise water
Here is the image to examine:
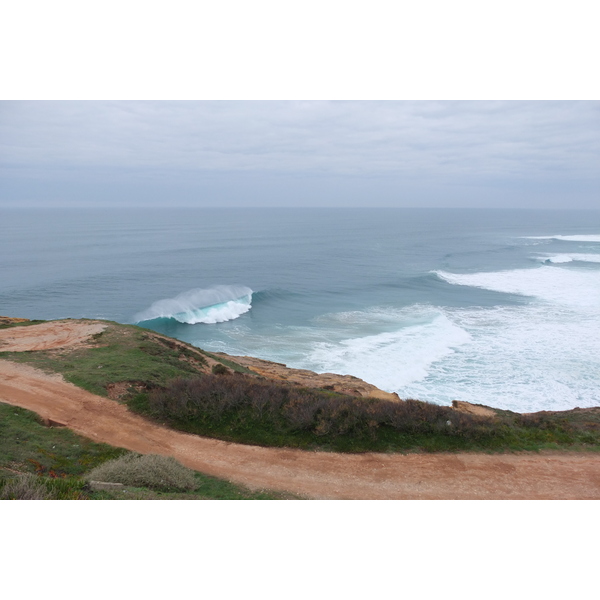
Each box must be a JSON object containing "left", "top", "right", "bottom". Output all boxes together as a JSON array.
[{"left": 2, "top": 207, "right": 600, "bottom": 412}]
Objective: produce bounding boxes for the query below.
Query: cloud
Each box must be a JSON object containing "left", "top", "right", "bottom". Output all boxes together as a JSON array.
[
  {"left": 1, "top": 101, "right": 598, "bottom": 208},
  {"left": 1, "top": 101, "right": 598, "bottom": 178}
]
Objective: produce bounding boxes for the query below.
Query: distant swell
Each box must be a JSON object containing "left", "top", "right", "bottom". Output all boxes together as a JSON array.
[{"left": 134, "top": 285, "right": 253, "bottom": 324}]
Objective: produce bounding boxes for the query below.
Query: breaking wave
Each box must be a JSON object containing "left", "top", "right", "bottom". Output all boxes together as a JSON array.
[
  {"left": 308, "top": 308, "right": 471, "bottom": 391},
  {"left": 134, "top": 285, "right": 253, "bottom": 324},
  {"left": 434, "top": 266, "right": 600, "bottom": 307},
  {"left": 533, "top": 253, "right": 600, "bottom": 264}
]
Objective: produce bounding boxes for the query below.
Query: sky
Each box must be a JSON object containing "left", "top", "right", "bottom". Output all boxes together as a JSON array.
[{"left": 1, "top": 100, "right": 598, "bottom": 209}]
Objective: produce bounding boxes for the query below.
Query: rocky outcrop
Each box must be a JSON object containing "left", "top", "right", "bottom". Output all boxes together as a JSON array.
[
  {"left": 451, "top": 400, "right": 497, "bottom": 418},
  {"left": 216, "top": 353, "right": 402, "bottom": 402}
]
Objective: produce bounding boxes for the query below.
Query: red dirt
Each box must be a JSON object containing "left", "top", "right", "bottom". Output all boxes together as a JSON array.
[
  {"left": 2, "top": 358, "right": 599, "bottom": 499},
  {"left": 0, "top": 320, "right": 106, "bottom": 352}
]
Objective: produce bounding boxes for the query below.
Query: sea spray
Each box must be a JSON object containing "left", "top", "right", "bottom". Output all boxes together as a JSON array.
[{"left": 134, "top": 285, "right": 253, "bottom": 324}]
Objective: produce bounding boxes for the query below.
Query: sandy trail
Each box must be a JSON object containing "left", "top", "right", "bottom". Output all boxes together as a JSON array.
[{"left": 2, "top": 359, "right": 599, "bottom": 499}]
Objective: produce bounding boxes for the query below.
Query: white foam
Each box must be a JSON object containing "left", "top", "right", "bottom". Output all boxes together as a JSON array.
[
  {"left": 195, "top": 300, "right": 600, "bottom": 413},
  {"left": 134, "top": 285, "right": 253, "bottom": 324},
  {"left": 525, "top": 235, "right": 600, "bottom": 242},
  {"left": 533, "top": 253, "right": 600, "bottom": 264},
  {"left": 303, "top": 303, "right": 600, "bottom": 411},
  {"left": 435, "top": 266, "right": 600, "bottom": 307},
  {"left": 403, "top": 304, "right": 600, "bottom": 412},
  {"left": 307, "top": 310, "right": 471, "bottom": 391}
]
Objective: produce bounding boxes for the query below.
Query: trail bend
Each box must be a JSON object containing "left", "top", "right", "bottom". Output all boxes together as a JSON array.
[{"left": 2, "top": 359, "right": 599, "bottom": 500}]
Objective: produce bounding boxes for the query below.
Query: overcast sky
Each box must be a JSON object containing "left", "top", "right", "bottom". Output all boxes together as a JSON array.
[{"left": 1, "top": 101, "right": 598, "bottom": 209}]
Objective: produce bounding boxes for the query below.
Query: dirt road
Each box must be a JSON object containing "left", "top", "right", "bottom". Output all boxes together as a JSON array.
[{"left": 2, "top": 358, "right": 599, "bottom": 499}]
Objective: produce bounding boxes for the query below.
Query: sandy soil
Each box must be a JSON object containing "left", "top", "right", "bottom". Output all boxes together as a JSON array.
[
  {"left": 0, "top": 320, "right": 106, "bottom": 352},
  {"left": 1, "top": 319, "right": 599, "bottom": 499}
]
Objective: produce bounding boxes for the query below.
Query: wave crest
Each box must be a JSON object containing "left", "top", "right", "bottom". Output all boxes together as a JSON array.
[
  {"left": 525, "top": 234, "right": 600, "bottom": 242},
  {"left": 134, "top": 285, "right": 253, "bottom": 324},
  {"left": 434, "top": 267, "right": 600, "bottom": 307}
]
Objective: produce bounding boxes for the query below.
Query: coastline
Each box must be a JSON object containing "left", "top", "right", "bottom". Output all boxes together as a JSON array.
[{"left": 2, "top": 316, "right": 598, "bottom": 420}]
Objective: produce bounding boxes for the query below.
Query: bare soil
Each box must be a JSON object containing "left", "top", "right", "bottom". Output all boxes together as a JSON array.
[
  {"left": 0, "top": 319, "right": 106, "bottom": 352},
  {"left": 1, "top": 320, "right": 599, "bottom": 499}
]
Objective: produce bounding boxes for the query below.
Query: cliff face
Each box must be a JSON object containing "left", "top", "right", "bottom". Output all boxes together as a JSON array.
[
  {"left": 130, "top": 329, "right": 401, "bottom": 401},
  {"left": 215, "top": 353, "right": 401, "bottom": 402}
]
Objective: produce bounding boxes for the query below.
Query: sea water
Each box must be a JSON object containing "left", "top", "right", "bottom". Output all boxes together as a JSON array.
[{"left": 1, "top": 207, "right": 599, "bottom": 413}]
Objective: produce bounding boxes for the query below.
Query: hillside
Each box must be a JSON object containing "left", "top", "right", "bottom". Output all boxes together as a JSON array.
[{"left": 1, "top": 317, "right": 600, "bottom": 499}]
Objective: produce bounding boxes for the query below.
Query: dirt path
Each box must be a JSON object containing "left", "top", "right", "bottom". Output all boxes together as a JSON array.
[{"left": 2, "top": 359, "right": 599, "bottom": 499}]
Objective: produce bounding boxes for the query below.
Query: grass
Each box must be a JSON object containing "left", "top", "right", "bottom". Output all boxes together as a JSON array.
[
  {"left": 0, "top": 403, "right": 126, "bottom": 477},
  {"left": 0, "top": 402, "right": 298, "bottom": 500}
]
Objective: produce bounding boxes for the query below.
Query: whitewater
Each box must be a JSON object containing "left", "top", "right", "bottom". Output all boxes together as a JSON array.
[
  {"left": 133, "top": 285, "right": 253, "bottom": 324},
  {"left": 1, "top": 207, "right": 599, "bottom": 413}
]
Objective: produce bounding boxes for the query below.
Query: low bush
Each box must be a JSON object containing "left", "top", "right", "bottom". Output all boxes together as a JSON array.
[
  {"left": 85, "top": 453, "right": 197, "bottom": 492},
  {"left": 134, "top": 374, "right": 600, "bottom": 453},
  {"left": 137, "top": 374, "right": 501, "bottom": 451},
  {"left": 0, "top": 473, "right": 52, "bottom": 500}
]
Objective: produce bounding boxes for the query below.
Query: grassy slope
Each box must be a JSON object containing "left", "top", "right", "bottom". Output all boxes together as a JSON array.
[
  {"left": 0, "top": 320, "right": 249, "bottom": 396},
  {"left": 0, "top": 321, "right": 295, "bottom": 499}
]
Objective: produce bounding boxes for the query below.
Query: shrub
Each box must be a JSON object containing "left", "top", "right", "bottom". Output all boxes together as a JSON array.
[
  {"left": 85, "top": 453, "right": 196, "bottom": 492},
  {"left": 135, "top": 374, "right": 599, "bottom": 452},
  {"left": 0, "top": 474, "right": 53, "bottom": 500},
  {"left": 212, "top": 363, "right": 229, "bottom": 375},
  {"left": 146, "top": 374, "right": 502, "bottom": 445}
]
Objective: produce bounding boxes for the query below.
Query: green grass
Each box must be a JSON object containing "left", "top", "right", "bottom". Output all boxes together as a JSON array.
[
  {"left": 0, "top": 403, "right": 125, "bottom": 477},
  {"left": 0, "top": 402, "right": 296, "bottom": 500}
]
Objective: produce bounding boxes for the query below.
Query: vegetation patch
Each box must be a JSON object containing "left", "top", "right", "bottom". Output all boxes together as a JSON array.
[
  {"left": 0, "top": 402, "right": 296, "bottom": 500},
  {"left": 130, "top": 374, "right": 600, "bottom": 453},
  {"left": 86, "top": 453, "right": 197, "bottom": 492},
  {"left": 0, "top": 473, "right": 52, "bottom": 500}
]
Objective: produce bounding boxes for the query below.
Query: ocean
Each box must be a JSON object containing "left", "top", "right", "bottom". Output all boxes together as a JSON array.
[{"left": 2, "top": 207, "right": 599, "bottom": 413}]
